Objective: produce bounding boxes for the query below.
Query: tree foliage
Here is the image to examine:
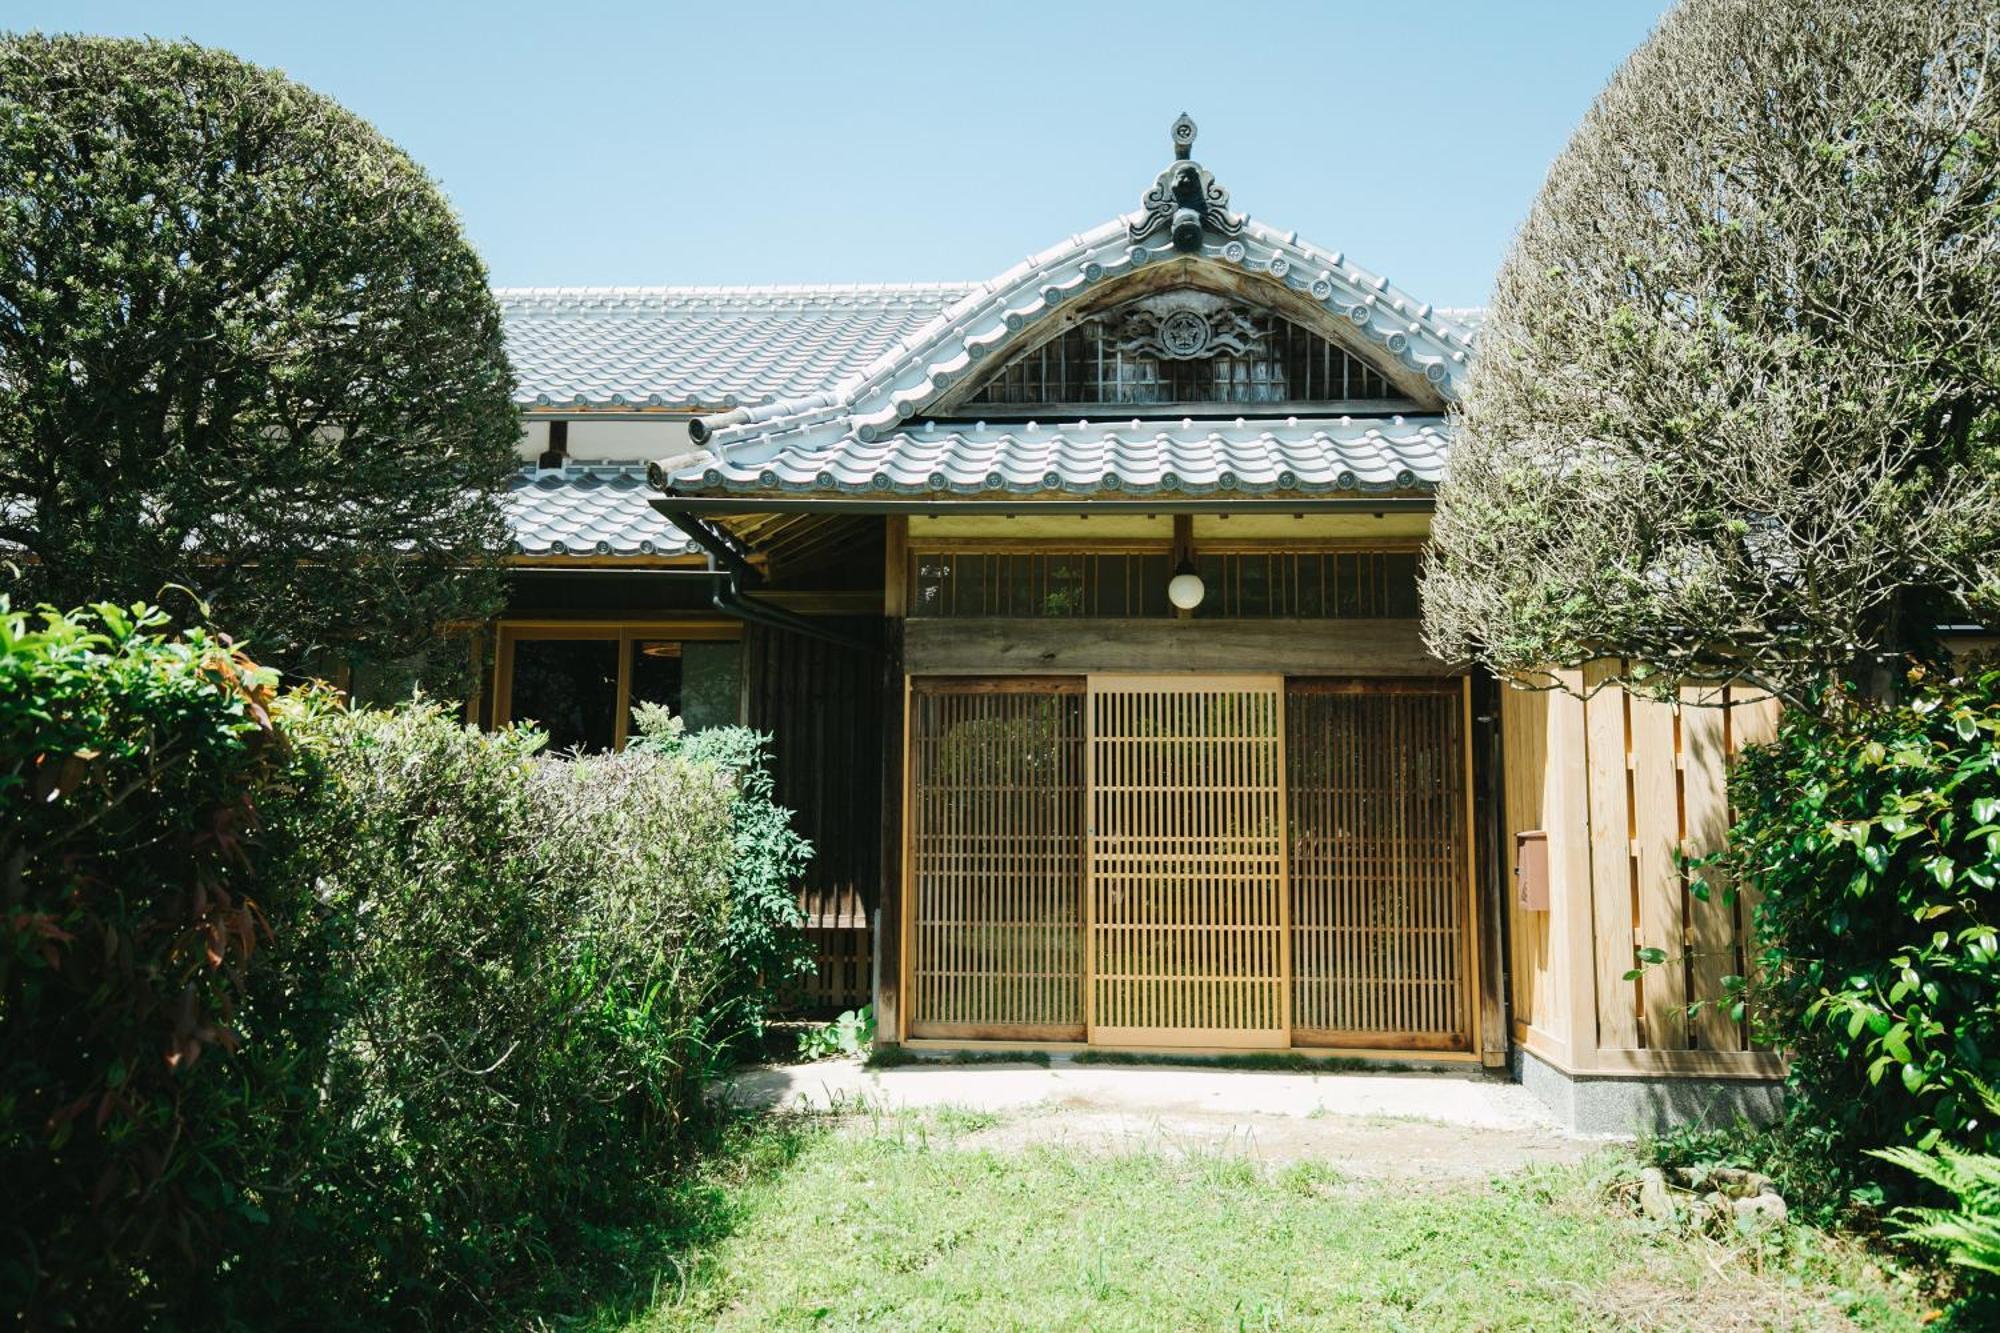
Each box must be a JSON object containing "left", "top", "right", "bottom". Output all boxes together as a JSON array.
[
  {"left": 1425, "top": 0, "right": 2000, "bottom": 708},
  {"left": 0, "top": 35, "right": 518, "bottom": 688}
]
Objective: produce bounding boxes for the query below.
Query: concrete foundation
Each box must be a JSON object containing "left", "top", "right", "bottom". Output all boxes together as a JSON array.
[{"left": 1515, "top": 1046, "right": 1785, "bottom": 1137}]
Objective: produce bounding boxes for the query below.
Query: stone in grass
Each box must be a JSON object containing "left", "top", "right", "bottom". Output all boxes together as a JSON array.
[
  {"left": 1732, "top": 1192, "right": 1788, "bottom": 1232},
  {"left": 1669, "top": 1165, "right": 1774, "bottom": 1199},
  {"left": 1637, "top": 1167, "right": 1676, "bottom": 1222}
]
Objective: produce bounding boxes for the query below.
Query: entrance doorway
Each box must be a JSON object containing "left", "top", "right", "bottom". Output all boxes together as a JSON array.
[
  {"left": 1087, "top": 675, "right": 1288, "bottom": 1048},
  {"left": 904, "top": 675, "right": 1475, "bottom": 1053}
]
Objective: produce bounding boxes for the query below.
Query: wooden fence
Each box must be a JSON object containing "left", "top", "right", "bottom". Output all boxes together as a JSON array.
[{"left": 1501, "top": 663, "right": 1782, "bottom": 1078}]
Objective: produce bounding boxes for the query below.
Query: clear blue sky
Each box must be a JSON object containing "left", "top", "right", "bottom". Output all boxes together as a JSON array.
[{"left": 12, "top": 2, "right": 1671, "bottom": 306}]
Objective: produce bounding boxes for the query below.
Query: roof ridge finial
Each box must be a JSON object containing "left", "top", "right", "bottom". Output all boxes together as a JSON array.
[{"left": 1130, "top": 113, "right": 1244, "bottom": 254}]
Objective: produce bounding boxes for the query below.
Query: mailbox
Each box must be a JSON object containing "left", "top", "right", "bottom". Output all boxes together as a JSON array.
[{"left": 1515, "top": 830, "right": 1549, "bottom": 911}]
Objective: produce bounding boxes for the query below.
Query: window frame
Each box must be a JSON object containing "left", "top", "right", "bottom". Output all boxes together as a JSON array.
[
  {"left": 490, "top": 618, "right": 743, "bottom": 750},
  {"left": 904, "top": 538, "right": 1428, "bottom": 621}
]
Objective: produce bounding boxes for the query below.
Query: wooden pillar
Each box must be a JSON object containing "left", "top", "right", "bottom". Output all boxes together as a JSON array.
[
  {"left": 1550, "top": 668, "right": 1599, "bottom": 1070},
  {"left": 1471, "top": 673, "right": 1511, "bottom": 1066},
  {"left": 876, "top": 515, "right": 909, "bottom": 1042}
]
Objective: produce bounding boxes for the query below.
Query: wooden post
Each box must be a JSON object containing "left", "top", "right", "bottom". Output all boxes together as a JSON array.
[
  {"left": 876, "top": 515, "right": 909, "bottom": 1043},
  {"left": 1584, "top": 660, "right": 1640, "bottom": 1050},
  {"left": 1550, "top": 669, "right": 1598, "bottom": 1070}
]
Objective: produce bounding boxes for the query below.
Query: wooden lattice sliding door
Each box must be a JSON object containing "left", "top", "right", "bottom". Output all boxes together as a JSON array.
[
  {"left": 907, "top": 680, "right": 1087, "bottom": 1040},
  {"left": 1087, "top": 676, "right": 1289, "bottom": 1049},
  {"left": 1286, "top": 680, "right": 1473, "bottom": 1051}
]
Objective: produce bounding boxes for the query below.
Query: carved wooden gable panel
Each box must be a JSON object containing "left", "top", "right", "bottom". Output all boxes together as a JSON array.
[{"left": 961, "top": 290, "right": 1399, "bottom": 410}]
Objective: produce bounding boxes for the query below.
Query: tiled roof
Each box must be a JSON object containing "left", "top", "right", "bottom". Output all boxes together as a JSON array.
[
  {"left": 665, "top": 215, "right": 1477, "bottom": 500},
  {"left": 504, "top": 463, "right": 703, "bottom": 558},
  {"left": 498, "top": 284, "right": 975, "bottom": 410},
  {"left": 675, "top": 415, "right": 1448, "bottom": 497}
]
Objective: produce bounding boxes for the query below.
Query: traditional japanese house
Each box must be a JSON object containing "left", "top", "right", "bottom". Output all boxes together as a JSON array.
[{"left": 480, "top": 117, "right": 1784, "bottom": 1131}]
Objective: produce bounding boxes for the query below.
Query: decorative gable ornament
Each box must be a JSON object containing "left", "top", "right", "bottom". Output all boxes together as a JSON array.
[
  {"left": 1129, "top": 113, "right": 1244, "bottom": 254},
  {"left": 1112, "top": 302, "right": 1261, "bottom": 361}
]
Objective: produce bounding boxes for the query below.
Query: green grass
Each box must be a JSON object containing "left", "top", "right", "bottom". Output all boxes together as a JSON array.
[{"left": 572, "top": 1110, "right": 1946, "bottom": 1332}]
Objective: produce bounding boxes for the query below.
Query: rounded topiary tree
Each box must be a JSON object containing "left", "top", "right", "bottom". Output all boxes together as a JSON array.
[
  {"left": 1424, "top": 0, "right": 2000, "bottom": 713},
  {"left": 0, "top": 35, "right": 519, "bottom": 687}
]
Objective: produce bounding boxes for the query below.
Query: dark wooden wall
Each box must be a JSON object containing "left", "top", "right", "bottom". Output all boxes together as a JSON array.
[{"left": 743, "top": 621, "right": 883, "bottom": 1012}]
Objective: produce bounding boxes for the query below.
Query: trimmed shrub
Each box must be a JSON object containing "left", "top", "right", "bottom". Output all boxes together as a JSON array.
[
  {"left": 226, "top": 700, "right": 747, "bottom": 1323},
  {"left": 3, "top": 605, "right": 812, "bottom": 1327},
  {"left": 0, "top": 602, "right": 290, "bottom": 1325},
  {"left": 1713, "top": 667, "right": 2000, "bottom": 1205}
]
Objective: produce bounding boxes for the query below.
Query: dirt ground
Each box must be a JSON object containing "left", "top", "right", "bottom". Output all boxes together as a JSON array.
[{"left": 724, "top": 1056, "right": 1603, "bottom": 1179}]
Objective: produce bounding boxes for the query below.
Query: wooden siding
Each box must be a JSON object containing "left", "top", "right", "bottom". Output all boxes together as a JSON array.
[
  {"left": 1501, "top": 666, "right": 1784, "bottom": 1078},
  {"left": 794, "top": 926, "right": 871, "bottom": 1013},
  {"left": 744, "top": 623, "right": 883, "bottom": 929}
]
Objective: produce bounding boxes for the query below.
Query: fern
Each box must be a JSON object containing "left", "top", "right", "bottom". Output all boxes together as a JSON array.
[{"left": 1872, "top": 1082, "right": 2000, "bottom": 1281}]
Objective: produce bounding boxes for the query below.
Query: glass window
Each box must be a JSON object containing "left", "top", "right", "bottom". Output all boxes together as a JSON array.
[
  {"left": 504, "top": 631, "right": 742, "bottom": 753},
  {"left": 508, "top": 638, "right": 620, "bottom": 752},
  {"left": 628, "top": 639, "right": 685, "bottom": 717},
  {"left": 635, "top": 639, "right": 742, "bottom": 733}
]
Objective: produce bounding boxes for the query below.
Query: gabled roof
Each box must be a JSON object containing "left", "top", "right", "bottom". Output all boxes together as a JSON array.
[
  {"left": 499, "top": 284, "right": 974, "bottom": 410},
  {"left": 682, "top": 415, "right": 1448, "bottom": 497},
  {"left": 652, "top": 118, "right": 1478, "bottom": 504},
  {"left": 505, "top": 463, "right": 702, "bottom": 558},
  {"left": 671, "top": 217, "right": 1477, "bottom": 465}
]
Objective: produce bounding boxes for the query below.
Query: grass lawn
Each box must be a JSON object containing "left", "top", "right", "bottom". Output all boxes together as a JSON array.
[{"left": 571, "top": 1107, "right": 1946, "bottom": 1332}]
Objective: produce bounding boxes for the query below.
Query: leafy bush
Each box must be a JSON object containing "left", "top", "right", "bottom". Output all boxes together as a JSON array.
[
  {"left": 0, "top": 602, "right": 290, "bottom": 1325},
  {"left": 797, "top": 1006, "right": 876, "bottom": 1061},
  {"left": 629, "top": 703, "right": 814, "bottom": 1043},
  {"left": 3, "top": 606, "right": 812, "bottom": 1327},
  {"left": 225, "top": 699, "right": 745, "bottom": 1323},
  {"left": 1710, "top": 667, "right": 2000, "bottom": 1205}
]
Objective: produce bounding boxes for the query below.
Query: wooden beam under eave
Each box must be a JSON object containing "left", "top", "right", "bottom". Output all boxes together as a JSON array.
[{"left": 904, "top": 617, "right": 1456, "bottom": 678}]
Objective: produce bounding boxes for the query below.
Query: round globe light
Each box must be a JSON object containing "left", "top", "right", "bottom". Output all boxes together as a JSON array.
[{"left": 1167, "top": 570, "right": 1206, "bottom": 611}]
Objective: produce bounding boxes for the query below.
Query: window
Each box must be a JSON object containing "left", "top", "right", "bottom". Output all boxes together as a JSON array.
[
  {"left": 493, "top": 623, "right": 743, "bottom": 752},
  {"left": 911, "top": 551, "right": 1172, "bottom": 618},
  {"left": 960, "top": 291, "right": 1398, "bottom": 410},
  {"left": 908, "top": 549, "right": 1419, "bottom": 619}
]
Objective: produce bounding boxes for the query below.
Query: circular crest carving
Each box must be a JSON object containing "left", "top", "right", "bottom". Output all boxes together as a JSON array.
[{"left": 1158, "top": 309, "right": 1212, "bottom": 358}]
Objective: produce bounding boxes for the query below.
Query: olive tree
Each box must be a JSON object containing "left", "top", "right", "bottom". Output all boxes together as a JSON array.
[
  {"left": 0, "top": 35, "right": 518, "bottom": 687},
  {"left": 1424, "top": 0, "right": 2000, "bottom": 713}
]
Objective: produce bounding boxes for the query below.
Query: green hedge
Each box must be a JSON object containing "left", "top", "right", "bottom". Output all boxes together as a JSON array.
[
  {"left": 1713, "top": 667, "right": 2000, "bottom": 1202},
  {"left": 1, "top": 604, "right": 810, "bottom": 1327}
]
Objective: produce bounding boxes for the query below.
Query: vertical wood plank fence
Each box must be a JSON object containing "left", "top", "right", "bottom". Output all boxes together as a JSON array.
[{"left": 1502, "top": 664, "right": 1784, "bottom": 1077}]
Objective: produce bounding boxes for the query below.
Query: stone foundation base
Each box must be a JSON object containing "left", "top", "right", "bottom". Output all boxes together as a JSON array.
[{"left": 1516, "top": 1046, "right": 1785, "bottom": 1137}]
